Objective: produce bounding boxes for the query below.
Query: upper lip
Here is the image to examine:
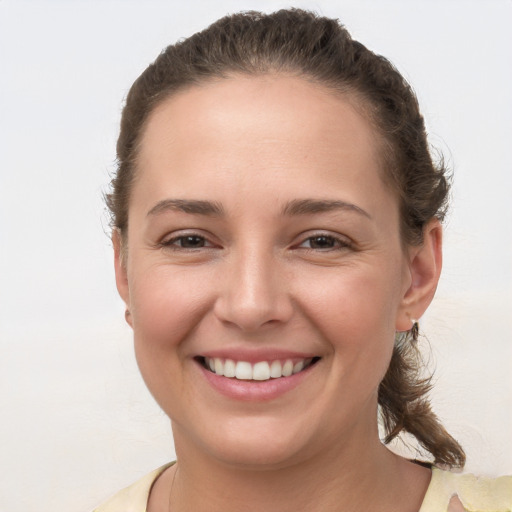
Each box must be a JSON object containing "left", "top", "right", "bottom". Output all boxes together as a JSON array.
[{"left": 197, "top": 348, "right": 319, "bottom": 363}]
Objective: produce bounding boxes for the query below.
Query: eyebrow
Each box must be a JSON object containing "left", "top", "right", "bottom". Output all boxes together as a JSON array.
[
  {"left": 146, "top": 198, "right": 370, "bottom": 219},
  {"left": 282, "top": 199, "right": 371, "bottom": 219},
  {"left": 147, "top": 199, "right": 224, "bottom": 217}
]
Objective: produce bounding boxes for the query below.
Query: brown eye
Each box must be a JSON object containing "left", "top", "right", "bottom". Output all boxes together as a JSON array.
[
  {"left": 297, "top": 234, "right": 351, "bottom": 251},
  {"left": 307, "top": 236, "right": 336, "bottom": 249},
  {"left": 176, "top": 235, "right": 206, "bottom": 248},
  {"left": 163, "top": 234, "right": 210, "bottom": 249}
]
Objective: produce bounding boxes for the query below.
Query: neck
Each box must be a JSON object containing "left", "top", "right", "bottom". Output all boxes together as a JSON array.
[{"left": 164, "top": 424, "right": 430, "bottom": 512}]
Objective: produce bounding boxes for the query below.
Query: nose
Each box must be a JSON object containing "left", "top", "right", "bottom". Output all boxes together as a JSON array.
[{"left": 213, "top": 244, "right": 293, "bottom": 332}]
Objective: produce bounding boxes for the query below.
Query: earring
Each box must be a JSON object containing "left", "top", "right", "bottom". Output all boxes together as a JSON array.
[
  {"left": 410, "top": 318, "right": 419, "bottom": 342},
  {"left": 125, "top": 309, "right": 131, "bottom": 323}
]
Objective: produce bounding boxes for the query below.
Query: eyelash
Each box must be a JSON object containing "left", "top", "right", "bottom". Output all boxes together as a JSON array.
[
  {"left": 296, "top": 234, "right": 352, "bottom": 251},
  {"left": 160, "top": 232, "right": 352, "bottom": 252},
  {"left": 160, "top": 233, "right": 215, "bottom": 250}
]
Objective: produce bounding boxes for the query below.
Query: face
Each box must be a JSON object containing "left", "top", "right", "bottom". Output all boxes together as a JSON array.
[{"left": 115, "top": 74, "right": 434, "bottom": 469}]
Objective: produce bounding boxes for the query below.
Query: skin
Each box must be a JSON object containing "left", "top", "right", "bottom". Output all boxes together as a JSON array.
[{"left": 114, "top": 74, "right": 442, "bottom": 511}]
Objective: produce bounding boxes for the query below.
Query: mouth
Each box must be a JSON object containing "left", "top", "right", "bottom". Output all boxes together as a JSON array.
[{"left": 195, "top": 356, "right": 321, "bottom": 381}]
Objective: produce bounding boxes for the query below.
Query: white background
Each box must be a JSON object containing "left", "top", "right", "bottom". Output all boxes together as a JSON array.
[{"left": 0, "top": 1, "right": 511, "bottom": 510}]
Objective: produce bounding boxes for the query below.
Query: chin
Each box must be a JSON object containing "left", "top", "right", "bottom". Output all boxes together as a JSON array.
[
  {"left": 210, "top": 438, "right": 308, "bottom": 470},
  {"left": 178, "top": 415, "right": 317, "bottom": 470}
]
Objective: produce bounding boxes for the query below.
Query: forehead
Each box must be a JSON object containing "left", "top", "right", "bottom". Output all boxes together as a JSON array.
[
  {"left": 141, "top": 73, "right": 379, "bottom": 151},
  {"left": 133, "top": 74, "right": 395, "bottom": 217}
]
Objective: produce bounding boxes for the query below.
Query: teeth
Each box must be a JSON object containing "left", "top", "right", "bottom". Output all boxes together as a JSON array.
[
  {"left": 214, "top": 358, "right": 224, "bottom": 376},
  {"left": 252, "top": 361, "right": 270, "bottom": 381},
  {"left": 235, "top": 361, "right": 252, "bottom": 380},
  {"left": 282, "top": 360, "right": 293, "bottom": 377},
  {"left": 224, "top": 359, "right": 236, "bottom": 378},
  {"left": 270, "top": 360, "right": 282, "bottom": 378},
  {"left": 292, "top": 361, "right": 304, "bottom": 374},
  {"left": 204, "top": 357, "right": 315, "bottom": 381}
]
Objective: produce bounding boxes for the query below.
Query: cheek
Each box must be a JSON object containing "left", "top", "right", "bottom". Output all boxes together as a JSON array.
[
  {"left": 128, "top": 265, "right": 215, "bottom": 414},
  {"left": 129, "top": 265, "right": 212, "bottom": 363},
  {"left": 296, "top": 263, "right": 400, "bottom": 375}
]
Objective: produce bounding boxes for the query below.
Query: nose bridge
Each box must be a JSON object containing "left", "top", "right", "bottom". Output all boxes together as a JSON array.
[{"left": 214, "top": 239, "right": 291, "bottom": 331}]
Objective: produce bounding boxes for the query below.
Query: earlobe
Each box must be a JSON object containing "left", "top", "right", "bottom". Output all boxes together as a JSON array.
[
  {"left": 112, "top": 229, "right": 130, "bottom": 308},
  {"left": 396, "top": 219, "right": 443, "bottom": 332}
]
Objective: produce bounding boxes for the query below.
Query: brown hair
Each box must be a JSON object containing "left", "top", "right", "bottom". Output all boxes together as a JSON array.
[{"left": 107, "top": 8, "right": 465, "bottom": 467}]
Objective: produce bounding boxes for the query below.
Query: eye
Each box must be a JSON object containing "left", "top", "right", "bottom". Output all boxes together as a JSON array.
[
  {"left": 161, "top": 233, "right": 213, "bottom": 249},
  {"left": 298, "top": 234, "right": 351, "bottom": 251}
]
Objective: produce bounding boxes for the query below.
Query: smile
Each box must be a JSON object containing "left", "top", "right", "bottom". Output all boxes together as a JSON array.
[{"left": 199, "top": 357, "right": 320, "bottom": 381}]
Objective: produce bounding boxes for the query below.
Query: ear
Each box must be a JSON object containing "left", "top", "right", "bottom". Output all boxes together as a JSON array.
[
  {"left": 396, "top": 219, "right": 443, "bottom": 331},
  {"left": 112, "top": 229, "right": 131, "bottom": 325}
]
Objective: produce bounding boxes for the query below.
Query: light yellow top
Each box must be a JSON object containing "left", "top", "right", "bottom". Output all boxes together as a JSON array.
[
  {"left": 93, "top": 464, "right": 173, "bottom": 512},
  {"left": 93, "top": 464, "right": 512, "bottom": 512},
  {"left": 419, "top": 469, "right": 511, "bottom": 511}
]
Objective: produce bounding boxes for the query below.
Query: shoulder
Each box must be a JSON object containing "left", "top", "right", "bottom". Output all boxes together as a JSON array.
[
  {"left": 92, "top": 463, "right": 174, "bottom": 512},
  {"left": 420, "top": 467, "right": 512, "bottom": 512}
]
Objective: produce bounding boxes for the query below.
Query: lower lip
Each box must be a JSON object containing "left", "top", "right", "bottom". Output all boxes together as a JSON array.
[{"left": 198, "top": 362, "right": 316, "bottom": 402}]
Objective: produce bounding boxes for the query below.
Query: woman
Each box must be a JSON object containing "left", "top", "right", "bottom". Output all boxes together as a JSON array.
[{"left": 96, "top": 9, "right": 511, "bottom": 511}]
